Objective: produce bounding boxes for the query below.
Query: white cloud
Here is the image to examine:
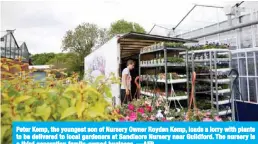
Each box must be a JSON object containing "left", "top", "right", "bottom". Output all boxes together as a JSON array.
[{"left": 1, "top": 0, "right": 256, "bottom": 54}]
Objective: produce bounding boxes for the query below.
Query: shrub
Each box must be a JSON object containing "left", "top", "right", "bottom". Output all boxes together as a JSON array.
[{"left": 1, "top": 58, "right": 120, "bottom": 143}]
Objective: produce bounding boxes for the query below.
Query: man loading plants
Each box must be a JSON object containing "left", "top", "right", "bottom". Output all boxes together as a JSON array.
[{"left": 121, "top": 60, "right": 135, "bottom": 105}]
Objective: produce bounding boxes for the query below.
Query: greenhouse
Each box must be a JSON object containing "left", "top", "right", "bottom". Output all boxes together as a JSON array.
[
  {"left": 147, "top": 2, "right": 258, "bottom": 121},
  {"left": 0, "top": 30, "right": 30, "bottom": 62},
  {"left": 174, "top": 5, "right": 258, "bottom": 121}
]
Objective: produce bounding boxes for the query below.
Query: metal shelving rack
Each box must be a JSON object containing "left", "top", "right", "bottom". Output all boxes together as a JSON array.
[
  {"left": 139, "top": 42, "right": 190, "bottom": 108},
  {"left": 180, "top": 49, "right": 232, "bottom": 116}
]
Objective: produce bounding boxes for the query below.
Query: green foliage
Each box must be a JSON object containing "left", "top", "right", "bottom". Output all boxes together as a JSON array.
[
  {"left": 46, "top": 53, "right": 78, "bottom": 73},
  {"left": 167, "top": 57, "right": 184, "bottom": 63},
  {"left": 30, "top": 52, "right": 81, "bottom": 77},
  {"left": 1, "top": 59, "right": 120, "bottom": 143},
  {"left": 189, "top": 43, "right": 229, "bottom": 51},
  {"left": 61, "top": 23, "right": 108, "bottom": 76},
  {"left": 175, "top": 91, "right": 187, "bottom": 96},
  {"left": 164, "top": 42, "right": 186, "bottom": 48},
  {"left": 217, "top": 54, "right": 229, "bottom": 58},
  {"left": 109, "top": 19, "right": 146, "bottom": 36},
  {"left": 58, "top": 20, "right": 145, "bottom": 77},
  {"left": 31, "top": 53, "right": 56, "bottom": 65}
]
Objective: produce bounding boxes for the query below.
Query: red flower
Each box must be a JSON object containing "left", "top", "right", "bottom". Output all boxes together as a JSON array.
[
  {"left": 120, "top": 116, "right": 130, "bottom": 121},
  {"left": 137, "top": 108, "right": 145, "bottom": 114},
  {"left": 128, "top": 104, "right": 134, "bottom": 111},
  {"left": 146, "top": 105, "right": 152, "bottom": 112},
  {"left": 119, "top": 118, "right": 125, "bottom": 121},
  {"left": 162, "top": 117, "right": 168, "bottom": 121}
]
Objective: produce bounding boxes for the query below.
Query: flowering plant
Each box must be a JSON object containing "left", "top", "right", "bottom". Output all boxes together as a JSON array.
[
  {"left": 116, "top": 96, "right": 184, "bottom": 122},
  {"left": 115, "top": 96, "right": 225, "bottom": 122},
  {"left": 184, "top": 109, "right": 223, "bottom": 122}
]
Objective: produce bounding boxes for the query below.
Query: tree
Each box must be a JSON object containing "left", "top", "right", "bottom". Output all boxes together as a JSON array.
[
  {"left": 108, "top": 19, "right": 146, "bottom": 36},
  {"left": 31, "top": 53, "right": 55, "bottom": 65},
  {"left": 62, "top": 23, "right": 106, "bottom": 77}
]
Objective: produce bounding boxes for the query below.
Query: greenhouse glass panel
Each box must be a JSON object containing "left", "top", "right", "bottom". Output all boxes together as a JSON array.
[
  {"left": 249, "top": 78, "right": 257, "bottom": 103},
  {"left": 6, "top": 34, "right": 11, "bottom": 48},
  {"left": 19, "top": 46, "right": 22, "bottom": 57},
  {"left": 234, "top": 78, "right": 240, "bottom": 100},
  {"left": 232, "top": 59, "right": 238, "bottom": 71},
  {"left": 255, "top": 24, "right": 258, "bottom": 47},
  {"left": 238, "top": 54, "right": 246, "bottom": 76},
  {"left": 256, "top": 52, "right": 258, "bottom": 76},
  {"left": 5, "top": 34, "right": 11, "bottom": 58},
  {"left": 23, "top": 47, "right": 29, "bottom": 59},
  {"left": 232, "top": 53, "right": 237, "bottom": 58},
  {"left": 240, "top": 26, "right": 253, "bottom": 49},
  {"left": 205, "top": 35, "right": 218, "bottom": 43},
  {"left": 0, "top": 36, "right": 5, "bottom": 47},
  {"left": 0, "top": 48, "right": 4, "bottom": 56},
  {"left": 0, "top": 36, "right": 6, "bottom": 56},
  {"left": 198, "top": 39, "right": 204, "bottom": 45},
  {"left": 239, "top": 77, "right": 248, "bottom": 101},
  {"left": 19, "top": 42, "right": 30, "bottom": 62},
  {"left": 220, "top": 31, "right": 237, "bottom": 46},
  {"left": 247, "top": 52, "right": 255, "bottom": 76},
  {"left": 10, "top": 36, "right": 15, "bottom": 59},
  {"left": 238, "top": 52, "right": 245, "bottom": 57}
]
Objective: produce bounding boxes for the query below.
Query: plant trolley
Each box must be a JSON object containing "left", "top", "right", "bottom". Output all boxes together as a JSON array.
[
  {"left": 180, "top": 48, "right": 232, "bottom": 117},
  {"left": 139, "top": 42, "right": 190, "bottom": 109}
]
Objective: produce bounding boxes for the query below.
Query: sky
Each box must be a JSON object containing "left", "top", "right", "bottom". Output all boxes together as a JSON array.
[{"left": 1, "top": 0, "right": 257, "bottom": 54}]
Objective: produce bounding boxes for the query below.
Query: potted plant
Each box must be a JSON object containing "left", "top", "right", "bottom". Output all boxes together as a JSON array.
[
  {"left": 154, "top": 58, "right": 158, "bottom": 64},
  {"left": 164, "top": 42, "right": 186, "bottom": 48},
  {"left": 156, "top": 43, "right": 160, "bottom": 50},
  {"left": 172, "top": 72, "right": 179, "bottom": 79}
]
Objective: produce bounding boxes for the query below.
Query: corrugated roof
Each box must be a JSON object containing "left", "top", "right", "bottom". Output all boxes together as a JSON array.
[{"left": 119, "top": 32, "right": 197, "bottom": 43}]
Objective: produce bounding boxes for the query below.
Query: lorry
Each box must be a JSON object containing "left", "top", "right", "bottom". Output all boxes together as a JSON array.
[{"left": 84, "top": 32, "right": 195, "bottom": 106}]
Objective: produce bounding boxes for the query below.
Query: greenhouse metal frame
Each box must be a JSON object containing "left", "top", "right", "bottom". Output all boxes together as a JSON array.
[{"left": 0, "top": 31, "right": 30, "bottom": 62}]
